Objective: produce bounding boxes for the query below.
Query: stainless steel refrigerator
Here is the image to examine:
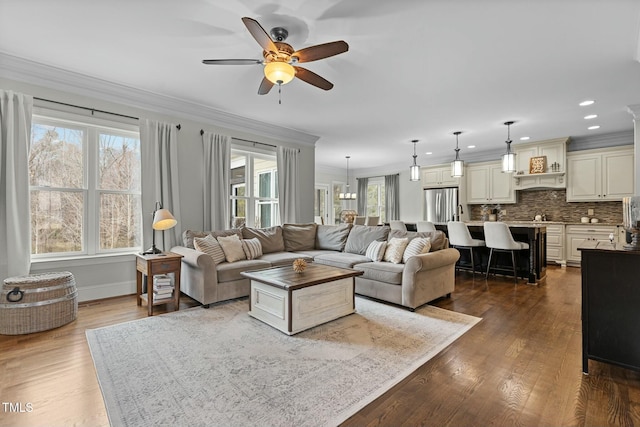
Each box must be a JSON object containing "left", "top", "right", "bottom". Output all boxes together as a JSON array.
[{"left": 424, "top": 187, "right": 459, "bottom": 223}]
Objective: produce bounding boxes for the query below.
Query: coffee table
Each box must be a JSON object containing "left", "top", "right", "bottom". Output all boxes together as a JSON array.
[{"left": 240, "top": 263, "right": 363, "bottom": 335}]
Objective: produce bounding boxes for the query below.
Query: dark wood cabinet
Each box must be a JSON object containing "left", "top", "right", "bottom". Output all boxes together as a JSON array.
[{"left": 579, "top": 242, "right": 640, "bottom": 374}]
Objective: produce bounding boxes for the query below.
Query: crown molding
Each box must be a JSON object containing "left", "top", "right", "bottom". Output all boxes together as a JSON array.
[
  {"left": 568, "top": 130, "right": 633, "bottom": 151},
  {"left": 0, "top": 52, "right": 319, "bottom": 146}
]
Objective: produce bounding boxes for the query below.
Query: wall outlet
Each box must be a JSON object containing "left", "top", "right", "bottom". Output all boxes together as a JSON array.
[
  {"left": 588, "top": 208, "right": 594, "bottom": 216},
  {"left": 502, "top": 210, "right": 507, "bottom": 216}
]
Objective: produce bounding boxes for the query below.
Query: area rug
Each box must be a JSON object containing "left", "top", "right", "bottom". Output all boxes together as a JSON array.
[{"left": 86, "top": 297, "right": 481, "bottom": 427}]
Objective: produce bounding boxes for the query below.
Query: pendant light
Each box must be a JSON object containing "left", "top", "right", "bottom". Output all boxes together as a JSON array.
[
  {"left": 338, "top": 156, "right": 356, "bottom": 200},
  {"left": 501, "top": 121, "right": 516, "bottom": 173},
  {"left": 409, "top": 139, "right": 420, "bottom": 181},
  {"left": 451, "top": 131, "right": 464, "bottom": 177}
]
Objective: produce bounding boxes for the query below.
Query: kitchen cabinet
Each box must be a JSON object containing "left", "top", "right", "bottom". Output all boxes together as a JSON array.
[
  {"left": 513, "top": 137, "right": 569, "bottom": 189},
  {"left": 565, "top": 224, "right": 618, "bottom": 266},
  {"left": 421, "top": 165, "right": 459, "bottom": 188},
  {"left": 545, "top": 223, "right": 565, "bottom": 264},
  {"left": 466, "top": 161, "right": 515, "bottom": 204},
  {"left": 566, "top": 146, "right": 634, "bottom": 202}
]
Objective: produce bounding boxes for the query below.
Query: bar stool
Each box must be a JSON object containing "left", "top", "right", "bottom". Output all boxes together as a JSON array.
[
  {"left": 447, "top": 221, "right": 485, "bottom": 274},
  {"left": 483, "top": 222, "right": 529, "bottom": 284},
  {"left": 416, "top": 221, "right": 436, "bottom": 232}
]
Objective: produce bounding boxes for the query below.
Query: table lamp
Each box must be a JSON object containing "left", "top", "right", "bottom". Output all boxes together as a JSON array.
[
  {"left": 622, "top": 196, "right": 640, "bottom": 251},
  {"left": 142, "top": 202, "right": 177, "bottom": 254}
]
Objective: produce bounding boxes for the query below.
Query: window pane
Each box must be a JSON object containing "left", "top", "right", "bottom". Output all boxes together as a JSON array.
[
  {"left": 31, "top": 190, "right": 83, "bottom": 254},
  {"left": 99, "top": 193, "right": 142, "bottom": 250},
  {"left": 99, "top": 133, "right": 141, "bottom": 191},
  {"left": 231, "top": 198, "right": 246, "bottom": 228},
  {"left": 258, "top": 173, "right": 271, "bottom": 198},
  {"left": 255, "top": 200, "right": 279, "bottom": 228},
  {"left": 30, "top": 124, "right": 83, "bottom": 188},
  {"left": 253, "top": 157, "right": 276, "bottom": 198}
]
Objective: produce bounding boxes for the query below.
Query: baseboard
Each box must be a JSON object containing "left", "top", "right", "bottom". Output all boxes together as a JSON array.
[{"left": 77, "top": 280, "right": 136, "bottom": 302}]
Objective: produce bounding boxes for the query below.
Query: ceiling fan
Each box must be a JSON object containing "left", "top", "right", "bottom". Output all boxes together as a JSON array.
[{"left": 202, "top": 17, "right": 349, "bottom": 95}]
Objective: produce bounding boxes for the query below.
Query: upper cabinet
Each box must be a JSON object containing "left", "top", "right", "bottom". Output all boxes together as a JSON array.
[
  {"left": 513, "top": 137, "right": 569, "bottom": 190},
  {"left": 421, "top": 165, "right": 459, "bottom": 188},
  {"left": 466, "top": 161, "right": 515, "bottom": 204},
  {"left": 566, "top": 146, "right": 635, "bottom": 202}
]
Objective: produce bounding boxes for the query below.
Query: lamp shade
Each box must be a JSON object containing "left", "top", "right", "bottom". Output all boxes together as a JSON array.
[
  {"left": 451, "top": 159, "right": 464, "bottom": 177},
  {"left": 264, "top": 62, "right": 295, "bottom": 85},
  {"left": 502, "top": 152, "right": 516, "bottom": 173},
  {"left": 410, "top": 164, "right": 420, "bottom": 181},
  {"left": 152, "top": 208, "right": 177, "bottom": 231}
]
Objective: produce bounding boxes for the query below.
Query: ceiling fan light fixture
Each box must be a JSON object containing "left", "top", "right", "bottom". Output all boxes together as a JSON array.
[
  {"left": 501, "top": 121, "right": 517, "bottom": 173},
  {"left": 409, "top": 139, "right": 421, "bottom": 182},
  {"left": 264, "top": 61, "right": 295, "bottom": 85},
  {"left": 451, "top": 131, "right": 464, "bottom": 178}
]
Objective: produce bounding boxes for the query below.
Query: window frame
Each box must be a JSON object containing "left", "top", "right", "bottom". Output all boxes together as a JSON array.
[
  {"left": 30, "top": 108, "right": 141, "bottom": 259},
  {"left": 366, "top": 177, "right": 386, "bottom": 223}
]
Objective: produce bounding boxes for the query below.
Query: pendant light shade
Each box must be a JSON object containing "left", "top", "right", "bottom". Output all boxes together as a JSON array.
[
  {"left": 338, "top": 156, "right": 356, "bottom": 200},
  {"left": 409, "top": 139, "right": 420, "bottom": 181},
  {"left": 451, "top": 131, "right": 464, "bottom": 178},
  {"left": 264, "top": 61, "right": 296, "bottom": 85},
  {"left": 501, "top": 121, "right": 517, "bottom": 173}
]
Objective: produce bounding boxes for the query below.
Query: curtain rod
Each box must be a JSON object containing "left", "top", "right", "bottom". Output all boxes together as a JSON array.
[
  {"left": 34, "top": 97, "right": 181, "bottom": 129},
  {"left": 356, "top": 173, "right": 400, "bottom": 180},
  {"left": 200, "top": 131, "right": 300, "bottom": 152}
]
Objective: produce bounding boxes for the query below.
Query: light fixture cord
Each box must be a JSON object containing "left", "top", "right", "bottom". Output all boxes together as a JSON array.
[
  {"left": 278, "top": 82, "right": 282, "bottom": 105},
  {"left": 506, "top": 123, "right": 512, "bottom": 153},
  {"left": 455, "top": 134, "right": 461, "bottom": 160},
  {"left": 412, "top": 142, "right": 418, "bottom": 165}
]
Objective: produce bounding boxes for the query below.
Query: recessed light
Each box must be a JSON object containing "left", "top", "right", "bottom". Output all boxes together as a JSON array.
[
  {"left": 588, "top": 125, "right": 600, "bottom": 130},
  {"left": 425, "top": 152, "right": 432, "bottom": 155},
  {"left": 584, "top": 114, "right": 598, "bottom": 119},
  {"left": 467, "top": 145, "right": 476, "bottom": 149},
  {"left": 520, "top": 136, "right": 530, "bottom": 141},
  {"left": 579, "top": 100, "right": 595, "bottom": 106}
]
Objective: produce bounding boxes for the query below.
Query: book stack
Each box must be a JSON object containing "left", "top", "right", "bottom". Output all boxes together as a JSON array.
[{"left": 153, "top": 274, "right": 174, "bottom": 301}]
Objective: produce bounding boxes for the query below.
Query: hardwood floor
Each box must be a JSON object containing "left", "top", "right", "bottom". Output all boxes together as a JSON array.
[{"left": 1, "top": 266, "right": 639, "bottom": 426}]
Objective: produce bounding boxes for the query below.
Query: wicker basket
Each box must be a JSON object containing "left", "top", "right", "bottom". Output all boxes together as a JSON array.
[{"left": 0, "top": 271, "right": 78, "bottom": 335}]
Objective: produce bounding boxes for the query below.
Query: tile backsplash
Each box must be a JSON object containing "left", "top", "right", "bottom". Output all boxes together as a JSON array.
[{"left": 469, "top": 189, "right": 623, "bottom": 223}]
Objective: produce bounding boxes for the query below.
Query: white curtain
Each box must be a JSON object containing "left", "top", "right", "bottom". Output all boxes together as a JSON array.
[
  {"left": 202, "top": 131, "right": 230, "bottom": 230},
  {"left": 277, "top": 146, "right": 299, "bottom": 224},
  {"left": 357, "top": 177, "right": 368, "bottom": 215},
  {"left": 0, "top": 90, "right": 33, "bottom": 281},
  {"left": 140, "top": 119, "right": 182, "bottom": 251},
  {"left": 385, "top": 174, "right": 400, "bottom": 221}
]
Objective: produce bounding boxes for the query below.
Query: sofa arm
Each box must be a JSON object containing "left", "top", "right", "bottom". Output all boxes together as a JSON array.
[
  {"left": 170, "top": 246, "right": 218, "bottom": 304},
  {"left": 404, "top": 248, "right": 460, "bottom": 275}
]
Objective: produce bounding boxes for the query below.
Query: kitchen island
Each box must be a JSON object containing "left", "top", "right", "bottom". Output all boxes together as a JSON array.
[{"left": 439, "top": 221, "right": 547, "bottom": 284}]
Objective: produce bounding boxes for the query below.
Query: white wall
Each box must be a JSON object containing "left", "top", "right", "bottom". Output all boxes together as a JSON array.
[{"left": 1, "top": 74, "right": 316, "bottom": 302}]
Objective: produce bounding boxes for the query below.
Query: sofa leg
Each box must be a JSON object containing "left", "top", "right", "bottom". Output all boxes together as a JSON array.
[
  {"left": 446, "top": 293, "right": 451, "bottom": 298},
  {"left": 202, "top": 304, "right": 210, "bottom": 309}
]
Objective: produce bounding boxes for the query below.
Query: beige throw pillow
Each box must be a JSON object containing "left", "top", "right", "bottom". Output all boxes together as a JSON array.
[
  {"left": 217, "top": 234, "right": 247, "bottom": 263},
  {"left": 402, "top": 237, "right": 432, "bottom": 263},
  {"left": 193, "top": 234, "right": 226, "bottom": 264},
  {"left": 383, "top": 237, "right": 409, "bottom": 264},
  {"left": 241, "top": 238, "right": 263, "bottom": 260}
]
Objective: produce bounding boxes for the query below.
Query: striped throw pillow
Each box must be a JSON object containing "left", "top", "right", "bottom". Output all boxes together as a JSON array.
[
  {"left": 383, "top": 237, "right": 409, "bottom": 264},
  {"left": 241, "top": 238, "right": 263, "bottom": 260},
  {"left": 193, "top": 234, "right": 226, "bottom": 264},
  {"left": 402, "top": 237, "right": 432, "bottom": 263},
  {"left": 365, "top": 240, "right": 387, "bottom": 262}
]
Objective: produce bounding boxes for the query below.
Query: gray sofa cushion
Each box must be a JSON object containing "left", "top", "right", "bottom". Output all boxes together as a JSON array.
[
  {"left": 314, "top": 252, "right": 371, "bottom": 269},
  {"left": 344, "top": 225, "right": 390, "bottom": 255},
  {"left": 183, "top": 229, "right": 242, "bottom": 249},
  {"left": 257, "top": 252, "right": 313, "bottom": 267},
  {"left": 241, "top": 226, "right": 285, "bottom": 254},
  {"left": 388, "top": 229, "right": 447, "bottom": 251},
  {"left": 354, "top": 261, "right": 404, "bottom": 285},
  {"left": 316, "top": 224, "right": 351, "bottom": 251},
  {"left": 293, "top": 249, "right": 340, "bottom": 258},
  {"left": 282, "top": 223, "right": 317, "bottom": 251},
  {"left": 216, "top": 259, "right": 271, "bottom": 283}
]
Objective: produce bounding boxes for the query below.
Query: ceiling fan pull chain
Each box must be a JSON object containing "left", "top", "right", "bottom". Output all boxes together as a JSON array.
[{"left": 278, "top": 82, "right": 282, "bottom": 105}]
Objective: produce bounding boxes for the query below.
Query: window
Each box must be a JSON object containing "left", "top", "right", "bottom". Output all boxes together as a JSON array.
[
  {"left": 230, "top": 149, "right": 279, "bottom": 228},
  {"left": 29, "top": 112, "right": 141, "bottom": 257},
  {"left": 367, "top": 178, "right": 386, "bottom": 223}
]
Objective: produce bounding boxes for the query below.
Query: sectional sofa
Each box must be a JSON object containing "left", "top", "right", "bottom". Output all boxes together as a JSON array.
[{"left": 170, "top": 223, "right": 460, "bottom": 310}]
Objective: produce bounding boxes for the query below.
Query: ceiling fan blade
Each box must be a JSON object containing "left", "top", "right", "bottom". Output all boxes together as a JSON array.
[
  {"left": 202, "top": 59, "right": 262, "bottom": 65},
  {"left": 294, "top": 67, "right": 334, "bottom": 91},
  {"left": 241, "top": 17, "right": 278, "bottom": 54},
  {"left": 258, "top": 77, "right": 274, "bottom": 95},
  {"left": 292, "top": 41, "right": 349, "bottom": 63}
]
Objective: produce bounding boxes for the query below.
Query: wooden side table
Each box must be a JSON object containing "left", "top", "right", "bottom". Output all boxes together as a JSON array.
[{"left": 135, "top": 252, "right": 183, "bottom": 316}]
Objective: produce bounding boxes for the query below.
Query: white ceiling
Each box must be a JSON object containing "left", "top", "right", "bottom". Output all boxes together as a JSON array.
[{"left": 1, "top": 0, "right": 640, "bottom": 173}]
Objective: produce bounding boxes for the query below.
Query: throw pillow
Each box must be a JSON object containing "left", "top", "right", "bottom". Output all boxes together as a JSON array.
[
  {"left": 383, "top": 237, "right": 409, "bottom": 264},
  {"left": 365, "top": 240, "right": 387, "bottom": 262},
  {"left": 241, "top": 226, "right": 285, "bottom": 254},
  {"left": 193, "top": 234, "right": 226, "bottom": 264},
  {"left": 316, "top": 224, "right": 352, "bottom": 251},
  {"left": 217, "top": 234, "right": 247, "bottom": 263},
  {"left": 282, "top": 223, "right": 317, "bottom": 251},
  {"left": 241, "top": 238, "right": 263, "bottom": 260},
  {"left": 402, "top": 237, "right": 432, "bottom": 263}
]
